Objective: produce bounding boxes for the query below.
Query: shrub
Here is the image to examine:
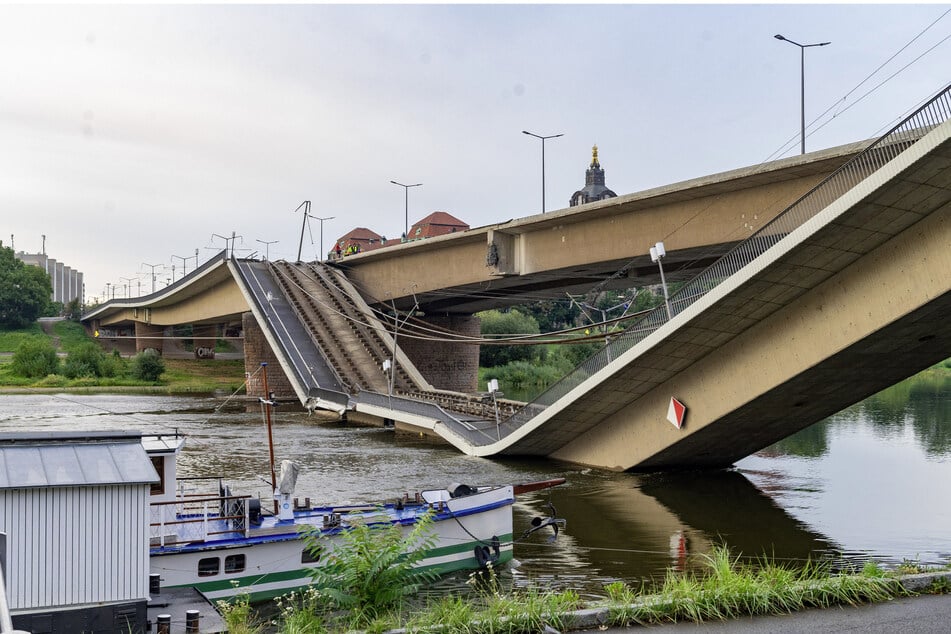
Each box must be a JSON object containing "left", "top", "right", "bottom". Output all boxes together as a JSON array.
[
  {"left": 131, "top": 352, "right": 165, "bottom": 382},
  {"left": 303, "top": 511, "right": 437, "bottom": 624},
  {"left": 63, "top": 342, "right": 106, "bottom": 378},
  {"left": 10, "top": 338, "right": 60, "bottom": 378},
  {"left": 100, "top": 349, "right": 127, "bottom": 378}
]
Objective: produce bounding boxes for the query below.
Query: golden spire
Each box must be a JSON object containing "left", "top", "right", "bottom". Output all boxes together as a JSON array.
[{"left": 591, "top": 144, "right": 599, "bottom": 167}]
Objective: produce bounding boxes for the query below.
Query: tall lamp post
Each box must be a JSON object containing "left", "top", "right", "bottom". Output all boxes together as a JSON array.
[
  {"left": 390, "top": 181, "right": 421, "bottom": 240},
  {"left": 142, "top": 262, "right": 163, "bottom": 294},
  {"left": 255, "top": 239, "right": 278, "bottom": 261},
  {"left": 171, "top": 254, "right": 190, "bottom": 280},
  {"left": 310, "top": 216, "right": 334, "bottom": 261},
  {"left": 774, "top": 34, "right": 830, "bottom": 155},
  {"left": 649, "top": 241, "right": 673, "bottom": 320},
  {"left": 120, "top": 276, "right": 136, "bottom": 298},
  {"left": 522, "top": 130, "right": 563, "bottom": 213}
]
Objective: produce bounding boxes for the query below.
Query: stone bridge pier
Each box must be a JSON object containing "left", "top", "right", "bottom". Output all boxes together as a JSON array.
[{"left": 398, "top": 314, "right": 481, "bottom": 393}]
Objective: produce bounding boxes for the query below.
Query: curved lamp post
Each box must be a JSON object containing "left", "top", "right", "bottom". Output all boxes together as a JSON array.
[
  {"left": 390, "top": 181, "right": 422, "bottom": 239},
  {"left": 522, "top": 130, "right": 563, "bottom": 213},
  {"left": 774, "top": 34, "right": 830, "bottom": 155}
]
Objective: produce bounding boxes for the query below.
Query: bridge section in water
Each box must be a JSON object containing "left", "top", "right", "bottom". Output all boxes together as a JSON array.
[{"left": 83, "top": 86, "right": 951, "bottom": 470}]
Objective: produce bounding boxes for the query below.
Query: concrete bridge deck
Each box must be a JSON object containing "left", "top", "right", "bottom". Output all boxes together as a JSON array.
[{"left": 81, "top": 86, "right": 951, "bottom": 470}]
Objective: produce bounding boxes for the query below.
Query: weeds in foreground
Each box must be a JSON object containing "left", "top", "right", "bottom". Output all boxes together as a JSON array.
[
  {"left": 603, "top": 546, "right": 905, "bottom": 627},
  {"left": 402, "top": 564, "right": 581, "bottom": 634},
  {"left": 218, "top": 591, "right": 263, "bottom": 634},
  {"left": 226, "top": 546, "right": 914, "bottom": 633},
  {"left": 300, "top": 510, "right": 438, "bottom": 628}
]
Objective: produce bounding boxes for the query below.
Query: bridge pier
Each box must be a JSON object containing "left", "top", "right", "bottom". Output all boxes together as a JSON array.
[
  {"left": 242, "top": 312, "right": 295, "bottom": 399},
  {"left": 399, "top": 314, "right": 481, "bottom": 393},
  {"left": 134, "top": 322, "right": 165, "bottom": 355}
]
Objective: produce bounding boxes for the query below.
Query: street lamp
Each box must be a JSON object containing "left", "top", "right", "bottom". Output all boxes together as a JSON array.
[
  {"left": 649, "top": 241, "right": 673, "bottom": 320},
  {"left": 309, "top": 216, "right": 334, "bottom": 261},
  {"left": 255, "top": 239, "right": 278, "bottom": 261},
  {"left": 171, "top": 254, "right": 190, "bottom": 279},
  {"left": 120, "top": 276, "right": 136, "bottom": 298},
  {"left": 522, "top": 130, "right": 563, "bottom": 213},
  {"left": 774, "top": 34, "right": 830, "bottom": 155},
  {"left": 390, "top": 181, "right": 421, "bottom": 240},
  {"left": 142, "top": 262, "right": 163, "bottom": 294}
]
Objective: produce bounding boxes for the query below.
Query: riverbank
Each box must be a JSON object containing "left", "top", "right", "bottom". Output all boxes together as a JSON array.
[
  {"left": 0, "top": 356, "right": 249, "bottom": 394},
  {"left": 220, "top": 548, "right": 951, "bottom": 634}
]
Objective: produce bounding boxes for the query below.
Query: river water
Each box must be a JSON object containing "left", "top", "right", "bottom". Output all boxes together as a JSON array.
[{"left": 1, "top": 369, "right": 949, "bottom": 598}]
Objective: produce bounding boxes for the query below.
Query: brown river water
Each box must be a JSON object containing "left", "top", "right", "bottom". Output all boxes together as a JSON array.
[{"left": 1, "top": 370, "right": 949, "bottom": 599}]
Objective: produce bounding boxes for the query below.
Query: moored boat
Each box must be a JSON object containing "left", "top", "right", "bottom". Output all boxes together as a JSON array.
[{"left": 145, "top": 436, "right": 562, "bottom": 604}]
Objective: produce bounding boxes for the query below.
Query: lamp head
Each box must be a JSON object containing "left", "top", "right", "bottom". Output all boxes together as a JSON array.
[{"left": 774, "top": 34, "right": 785, "bottom": 41}]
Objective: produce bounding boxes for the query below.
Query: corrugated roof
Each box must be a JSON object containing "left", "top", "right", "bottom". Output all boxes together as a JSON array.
[{"left": 0, "top": 432, "right": 159, "bottom": 489}]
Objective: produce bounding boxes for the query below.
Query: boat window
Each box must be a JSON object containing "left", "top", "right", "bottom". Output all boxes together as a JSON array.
[
  {"left": 150, "top": 456, "right": 165, "bottom": 495},
  {"left": 225, "top": 554, "right": 246, "bottom": 574},
  {"left": 301, "top": 546, "right": 321, "bottom": 564},
  {"left": 198, "top": 557, "right": 220, "bottom": 577}
]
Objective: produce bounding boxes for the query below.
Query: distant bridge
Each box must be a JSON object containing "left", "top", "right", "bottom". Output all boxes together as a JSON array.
[{"left": 84, "top": 85, "right": 951, "bottom": 470}]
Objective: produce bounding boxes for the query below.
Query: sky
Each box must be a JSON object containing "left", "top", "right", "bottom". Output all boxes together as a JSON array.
[{"left": 1, "top": 3, "right": 949, "bottom": 302}]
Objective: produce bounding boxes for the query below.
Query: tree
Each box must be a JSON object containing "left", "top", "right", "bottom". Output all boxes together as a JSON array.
[
  {"left": 478, "top": 308, "right": 541, "bottom": 367},
  {"left": 0, "top": 245, "right": 51, "bottom": 328}
]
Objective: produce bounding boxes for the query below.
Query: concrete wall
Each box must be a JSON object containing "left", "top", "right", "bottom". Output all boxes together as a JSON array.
[{"left": 399, "top": 314, "right": 481, "bottom": 392}]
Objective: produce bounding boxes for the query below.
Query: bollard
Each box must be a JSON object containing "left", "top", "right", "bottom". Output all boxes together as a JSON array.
[
  {"left": 157, "top": 614, "right": 171, "bottom": 634},
  {"left": 186, "top": 609, "right": 200, "bottom": 633},
  {"left": 149, "top": 573, "right": 161, "bottom": 596}
]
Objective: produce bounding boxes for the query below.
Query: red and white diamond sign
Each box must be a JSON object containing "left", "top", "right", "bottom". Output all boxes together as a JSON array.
[{"left": 667, "top": 397, "right": 686, "bottom": 429}]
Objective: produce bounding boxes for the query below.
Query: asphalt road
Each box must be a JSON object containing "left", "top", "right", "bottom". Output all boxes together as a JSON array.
[{"left": 597, "top": 593, "right": 951, "bottom": 633}]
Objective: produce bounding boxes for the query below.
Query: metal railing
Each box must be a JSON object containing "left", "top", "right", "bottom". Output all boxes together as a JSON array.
[
  {"left": 497, "top": 83, "right": 951, "bottom": 441},
  {"left": 150, "top": 478, "right": 252, "bottom": 546}
]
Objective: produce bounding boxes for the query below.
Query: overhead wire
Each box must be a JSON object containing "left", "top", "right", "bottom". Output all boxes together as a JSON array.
[
  {"left": 763, "top": 8, "right": 951, "bottom": 162},
  {"left": 273, "top": 260, "right": 643, "bottom": 345}
]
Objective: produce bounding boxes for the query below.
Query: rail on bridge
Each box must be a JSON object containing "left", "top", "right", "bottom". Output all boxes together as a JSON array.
[
  {"left": 231, "top": 259, "right": 527, "bottom": 435},
  {"left": 458, "top": 83, "right": 951, "bottom": 468}
]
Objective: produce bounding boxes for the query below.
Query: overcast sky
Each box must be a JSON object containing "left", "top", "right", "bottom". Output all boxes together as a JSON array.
[{"left": 2, "top": 3, "right": 949, "bottom": 301}]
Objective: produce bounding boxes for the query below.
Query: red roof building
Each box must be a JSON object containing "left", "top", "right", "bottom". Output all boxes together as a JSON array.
[
  {"left": 331, "top": 227, "right": 388, "bottom": 258},
  {"left": 407, "top": 211, "right": 469, "bottom": 240}
]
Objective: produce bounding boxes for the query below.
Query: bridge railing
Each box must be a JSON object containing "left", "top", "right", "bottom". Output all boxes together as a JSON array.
[{"left": 498, "top": 83, "right": 951, "bottom": 440}]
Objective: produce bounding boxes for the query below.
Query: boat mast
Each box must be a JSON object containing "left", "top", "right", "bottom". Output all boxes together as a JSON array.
[{"left": 261, "top": 363, "right": 278, "bottom": 513}]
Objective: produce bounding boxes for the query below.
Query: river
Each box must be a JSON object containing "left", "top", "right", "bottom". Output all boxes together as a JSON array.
[{"left": 1, "top": 368, "right": 949, "bottom": 598}]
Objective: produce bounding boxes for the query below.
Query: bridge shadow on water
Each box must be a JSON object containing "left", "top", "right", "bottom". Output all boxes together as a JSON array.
[{"left": 492, "top": 467, "right": 841, "bottom": 596}]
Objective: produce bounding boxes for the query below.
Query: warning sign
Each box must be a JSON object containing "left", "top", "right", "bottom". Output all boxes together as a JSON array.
[{"left": 667, "top": 397, "right": 686, "bottom": 429}]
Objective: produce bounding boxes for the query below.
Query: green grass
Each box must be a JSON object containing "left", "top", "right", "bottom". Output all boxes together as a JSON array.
[
  {"left": 601, "top": 547, "right": 904, "bottom": 627},
  {"left": 52, "top": 319, "right": 92, "bottom": 351},
  {"left": 0, "top": 323, "right": 45, "bottom": 351},
  {"left": 239, "top": 546, "right": 910, "bottom": 634}
]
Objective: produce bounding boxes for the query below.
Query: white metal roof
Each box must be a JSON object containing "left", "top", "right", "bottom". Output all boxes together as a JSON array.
[{"left": 0, "top": 431, "right": 159, "bottom": 488}]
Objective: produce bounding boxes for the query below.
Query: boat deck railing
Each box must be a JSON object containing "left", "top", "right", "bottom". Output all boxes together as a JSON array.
[{"left": 150, "top": 490, "right": 252, "bottom": 547}]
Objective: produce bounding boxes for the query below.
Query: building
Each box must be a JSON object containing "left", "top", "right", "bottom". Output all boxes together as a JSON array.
[
  {"left": 569, "top": 145, "right": 617, "bottom": 207},
  {"left": 407, "top": 211, "right": 469, "bottom": 240},
  {"left": 331, "top": 227, "right": 388, "bottom": 258},
  {"left": 0, "top": 431, "right": 158, "bottom": 633},
  {"left": 15, "top": 250, "right": 84, "bottom": 305}
]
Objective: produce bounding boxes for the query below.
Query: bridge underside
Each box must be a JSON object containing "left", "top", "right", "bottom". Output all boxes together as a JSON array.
[{"left": 507, "top": 128, "right": 951, "bottom": 470}]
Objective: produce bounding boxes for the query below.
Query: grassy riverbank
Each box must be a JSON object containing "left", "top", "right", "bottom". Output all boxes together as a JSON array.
[
  {"left": 0, "top": 321, "right": 248, "bottom": 394},
  {"left": 0, "top": 357, "right": 247, "bottom": 394},
  {"left": 220, "top": 546, "right": 951, "bottom": 634}
]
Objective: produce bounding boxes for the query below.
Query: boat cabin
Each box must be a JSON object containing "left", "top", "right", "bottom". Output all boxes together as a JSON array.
[{"left": 0, "top": 431, "right": 158, "bottom": 634}]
